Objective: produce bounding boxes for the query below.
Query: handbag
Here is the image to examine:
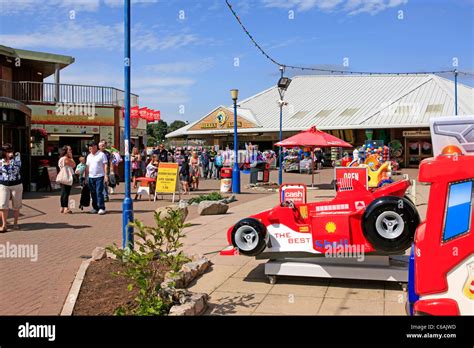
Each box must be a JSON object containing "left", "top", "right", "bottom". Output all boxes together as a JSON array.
[
  {"left": 56, "top": 158, "right": 74, "bottom": 186},
  {"left": 79, "top": 184, "right": 91, "bottom": 209},
  {"left": 132, "top": 159, "right": 139, "bottom": 170},
  {"left": 108, "top": 173, "right": 117, "bottom": 188}
]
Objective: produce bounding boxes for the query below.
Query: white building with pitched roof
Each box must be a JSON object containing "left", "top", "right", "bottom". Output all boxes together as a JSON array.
[{"left": 167, "top": 74, "right": 473, "bottom": 167}]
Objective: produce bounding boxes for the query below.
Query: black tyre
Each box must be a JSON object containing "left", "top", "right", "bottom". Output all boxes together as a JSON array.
[
  {"left": 404, "top": 194, "right": 414, "bottom": 205},
  {"left": 231, "top": 218, "right": 267, "bottom": 256},
  {"left": 362, "top": 196, "right": 420, "bottom": 254}
]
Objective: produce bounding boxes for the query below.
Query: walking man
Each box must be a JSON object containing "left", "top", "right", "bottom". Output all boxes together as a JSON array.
[
  {"left": 200, "top": 149, "right": 209, "bottom": 179},
  {"left": 98, "top": 140, "right": 112, "bottom": 201},
  {"left": 85, "top": 142, "right": 108, "bottom": 215},
  {"left": 208, "top": 148, "right": 216, "bottom": 179}
]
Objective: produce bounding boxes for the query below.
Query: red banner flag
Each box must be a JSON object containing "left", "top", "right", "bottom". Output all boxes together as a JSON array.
[
  {"left": 153, "top": 110, "right": 161, "bottom": 121},
  {"left": 131, "top": 105, "right": 139, "bottom": 119},
  {"left": 146, "top": 108, "right": 154, "bottom": 121},
  {"left": 138, "top": 107, "right": 148, "bottom": 120},
  {"left": 121, "top": 105, "right": 140, "bottom": 118}
]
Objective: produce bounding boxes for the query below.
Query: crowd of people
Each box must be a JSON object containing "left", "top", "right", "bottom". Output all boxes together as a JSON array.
[
  {"left": 0, "top": 141, "right": 275, "bottom": 228},
  {"left": 140, "top": 145, "right": 226, "bottom": 194},
  {"left": 58, "top": 142, "right": 233, "bottom": 216},
  {"left": 56, "top": 140, "right": 118, "bottom": 216}
]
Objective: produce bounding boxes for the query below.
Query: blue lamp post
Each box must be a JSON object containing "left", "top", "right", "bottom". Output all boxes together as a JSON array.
[
  {"left": 454, "top": 69, "right": 458, "bottom": 115},
  {"left": 277, "top": 67, "right": 292, "bottom": 186},
  {"left": 231, "top": 89, "right": 240, "bottom": 194},
  {"left": 122, "top": 0, "right": 134, "bottom": 249}
]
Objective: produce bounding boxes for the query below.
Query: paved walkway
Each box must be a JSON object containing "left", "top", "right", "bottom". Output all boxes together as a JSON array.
[{"left": 0, "top": 168, "right": 427, "bottom": 315}]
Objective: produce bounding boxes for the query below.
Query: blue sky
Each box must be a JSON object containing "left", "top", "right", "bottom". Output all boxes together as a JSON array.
[{"left": 0, "top": 0, "right": 472, "bottom": 123}]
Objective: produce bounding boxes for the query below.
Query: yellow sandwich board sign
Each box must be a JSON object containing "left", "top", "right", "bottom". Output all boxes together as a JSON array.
[{"left": 155, "top": 162, "right": 180, "bottom": 202}]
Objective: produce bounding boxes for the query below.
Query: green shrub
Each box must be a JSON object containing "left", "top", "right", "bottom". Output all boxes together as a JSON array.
[
  {"left": 107, "top": 207, "right": 191, "bottom": 316},
  {"left": 188, "top": 192, "right": 223, "bottom": 205}
]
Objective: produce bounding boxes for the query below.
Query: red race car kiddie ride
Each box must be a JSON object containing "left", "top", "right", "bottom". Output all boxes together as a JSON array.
[{"left": 226, "top": 172, "right": 420, "bottom": 257}]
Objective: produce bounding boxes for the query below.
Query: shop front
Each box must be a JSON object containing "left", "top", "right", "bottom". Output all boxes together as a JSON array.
[
  {"left": 29, "top": 104, "right": 118, "bottom": 179},
  {"left": 0, "top": 97, "right": 31, "bottom": 189},
  {"left": 178, "top": 106, "right": 260, "bottom": 149}
]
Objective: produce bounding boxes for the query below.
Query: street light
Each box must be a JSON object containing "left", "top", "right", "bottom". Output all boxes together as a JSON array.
[
  {"left": 122, "top": 0, "right": 134, "bottom": 249},
  {"left": 230, "top": 88, "right": 240, "bottom": 194},
  {"left": 277, "top": 66, "right": 292, "bottom": 186}
]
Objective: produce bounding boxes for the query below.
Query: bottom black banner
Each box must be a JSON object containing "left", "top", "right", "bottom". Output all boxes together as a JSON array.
[{"left": 0, "top": 315, "right": 473, "bottom": 347}]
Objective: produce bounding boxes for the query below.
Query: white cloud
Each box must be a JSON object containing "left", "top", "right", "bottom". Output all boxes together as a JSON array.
[
  {"left": 133, "top": 31, "right": 201, "bottom": 51},
  {"left": 262, "top": 0, "right": 407, "bottom": 14},
  {"left": 144, "top": 58, "right": 215, "bottom": 74},
  {"left": 136, "top": 88, "right": 191, "bottom": 105},
  {"left": 0, "top": 22, "right": 119, "bottom": 49},
  {"left": 0, "top": 0, "right": 158, "bottom": 15},
  {"left": 48, "top": 71, "right": 122, "bottom": 86},
  {"left": 103, "top": 0, "right": 159, "bottom": 8},
  {"left": 132, "top": 77, "right": 196, "bottom": 89},
  {"left": 0, "top": 0, "right": 100, "bottom": 14},
  {"left": 344, "top": 0, "right": 407, "bottom": 15},
  {"left": 0, "top": 20, "right": 206, "bottom": 52}
]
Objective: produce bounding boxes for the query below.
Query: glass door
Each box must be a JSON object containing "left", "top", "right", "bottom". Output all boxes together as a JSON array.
[{"left": 405, "top": 137, "right": 433, "bottom": 167}]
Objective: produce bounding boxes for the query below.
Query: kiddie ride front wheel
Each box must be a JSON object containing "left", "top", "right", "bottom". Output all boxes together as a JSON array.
[
  {"left": 362, "top": 196, "right": 420, "bottom": 255},
  {"left": 231, "top": 218, "right": 267, "bottom": 256}
]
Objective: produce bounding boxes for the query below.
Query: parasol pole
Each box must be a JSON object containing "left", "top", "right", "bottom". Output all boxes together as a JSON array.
[{"left": 311, "top": 146, "right": 315, "bottom": 188}]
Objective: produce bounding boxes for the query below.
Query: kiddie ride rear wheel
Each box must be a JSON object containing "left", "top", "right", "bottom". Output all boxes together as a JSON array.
[
  {"left": 362, "top": 196, "right": 420, "bottom": 255},
  {"left": 231, "top": 218, "right": 267, "bottom": 256}
]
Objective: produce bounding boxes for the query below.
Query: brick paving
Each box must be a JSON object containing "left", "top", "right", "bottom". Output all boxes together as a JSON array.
[{"left": 0, "top": 167, "right": 427, "bottom": 315}]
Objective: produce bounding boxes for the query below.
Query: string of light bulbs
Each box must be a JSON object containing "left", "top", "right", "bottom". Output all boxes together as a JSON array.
[{"left": 225, "top": 0, "right": 473, "bottom": 77}]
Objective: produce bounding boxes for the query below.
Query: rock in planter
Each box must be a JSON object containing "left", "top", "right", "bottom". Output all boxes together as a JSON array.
[
  {"left": 161, "top": 256, "right": 212, "bottom": 289},
  {"left": 198, "top": 201, "right": 229, "bottom": 215},
  {"left": 91, "top": 247, "right": 106, "bottom": 261},
  {"left": 168, "top": 292, "right": 209, "bottom": 316},
  {"left": 181, "top": 258, "right": 211, "bottom": 285},
  {"left": 161, "top": 271, "right": 186, "bottom": 289},
  {"left": 155, "top": 204, "right": 188, "bottom": 223}
]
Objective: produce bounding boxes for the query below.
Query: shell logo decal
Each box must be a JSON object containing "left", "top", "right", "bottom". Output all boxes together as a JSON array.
[
  {"left": 299, "top": 205, "right": 308, "bottom": 219},
  {"left": 216, "top": 111, "right": 228, "bottom": 127},
  {"left": 325, "top": 222, "right": 336, "bottom": 233}
]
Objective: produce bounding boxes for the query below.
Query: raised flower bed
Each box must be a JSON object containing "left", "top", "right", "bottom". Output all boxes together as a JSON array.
[{"left": 65, "top": 208, "right": 212, "bottom": 316}]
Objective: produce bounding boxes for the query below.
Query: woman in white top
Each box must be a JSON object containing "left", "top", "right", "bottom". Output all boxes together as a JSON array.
[{"left": 58, "top": 145, "right": 76, "bottom": 214}]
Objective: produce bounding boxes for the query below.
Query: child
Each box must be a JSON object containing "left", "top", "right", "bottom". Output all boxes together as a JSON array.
[
  {"left": 75, "top": 156, "right": 86, "bottom": 187},
  {"left": 146, "top": 155, "right": 159, "bottom": 194}
]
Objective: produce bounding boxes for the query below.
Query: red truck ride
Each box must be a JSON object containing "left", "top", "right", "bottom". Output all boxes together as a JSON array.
[{"left": 408, "top": 116, "right": 474, "bottom": 316}]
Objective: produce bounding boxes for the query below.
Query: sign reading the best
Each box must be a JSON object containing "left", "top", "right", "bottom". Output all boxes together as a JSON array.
[{"left": 156, "top": 162, "right": 179, "bottom": 193}]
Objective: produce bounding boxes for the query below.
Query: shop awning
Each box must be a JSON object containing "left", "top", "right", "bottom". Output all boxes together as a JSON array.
[{"left": 0, "top": 97, "right": 31, "bottom": 117}]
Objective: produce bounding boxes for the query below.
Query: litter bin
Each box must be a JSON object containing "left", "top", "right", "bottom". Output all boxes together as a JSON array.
[
  {"left": 249, "top": 165, "right": 259, "bottom": 184},
  {"left": 262, "top": 162, "right": 270, "bottom": 183},
  {"left": 220, "top": 167, "right": 232, "bottom": 193},
  {"left": 250, "top": 162, "right": 269, "bottom": 184}
]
